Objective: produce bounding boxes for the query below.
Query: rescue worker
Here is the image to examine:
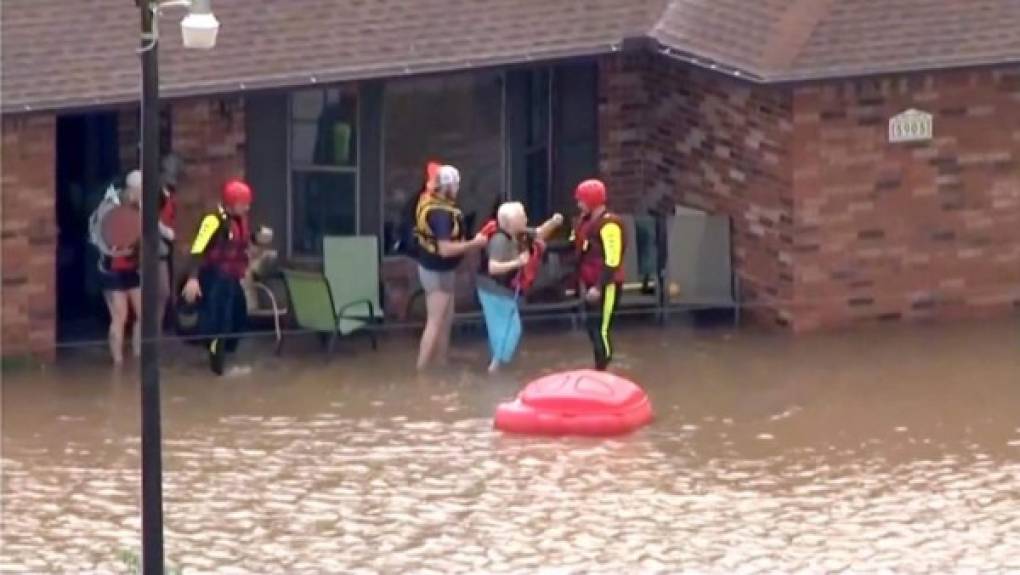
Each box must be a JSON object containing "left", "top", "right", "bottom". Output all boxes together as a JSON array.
[
  {"left": 572, "top": 178, "right": 625, "bottom": 371},
  {"left": 180, "top": 179, "right": 257, "bottom": 375},
  {"left": 413, "top": 165, "right": 488, "bottom": 371}
]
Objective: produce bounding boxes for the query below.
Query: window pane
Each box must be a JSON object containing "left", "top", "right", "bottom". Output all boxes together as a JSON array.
[
  {"left": 525, "top": 148, "right": 550, "bottom": 220},
  {"left": 291, "top": 122, "right": 318, "bottom": 167},
  {"left": 290, "top": 88, "right": 358, "bottom": 167},
  {"left": 381, "top": 72, "right": 503, "bottom": 254},
  {"left": 291, "top": 90, "right": 323, "bottom": 121},
  {"left": 526, "top": 70, "right": 550, "bottom": 148},
  {"left": 552, "top": 63, "right": 599, "bottom": 217},
  {"left": 290, "top": 171, "right": 357, "bottom": 256}
]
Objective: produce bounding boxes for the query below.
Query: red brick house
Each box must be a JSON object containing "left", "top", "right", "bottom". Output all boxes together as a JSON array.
[{"left": 3, "top": 0, "right": 1020, "bottom": 359}]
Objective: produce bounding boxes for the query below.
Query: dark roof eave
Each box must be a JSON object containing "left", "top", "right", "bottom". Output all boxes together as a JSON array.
[{"left": 0, "top": 43, "right": 622, "bottom": 115}]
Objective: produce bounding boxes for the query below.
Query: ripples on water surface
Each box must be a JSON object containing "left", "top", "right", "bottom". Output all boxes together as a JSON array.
[{"left": 3, "top": 320, "right": 1020, "bottom": 573}]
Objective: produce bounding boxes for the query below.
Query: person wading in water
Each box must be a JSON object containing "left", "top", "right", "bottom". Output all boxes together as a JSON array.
[
  {"left": 413, "top": 165, "right": 488, "bottom": 371},
  {"left": 571, "top": 178, "right": 625, "bottom": 371}
]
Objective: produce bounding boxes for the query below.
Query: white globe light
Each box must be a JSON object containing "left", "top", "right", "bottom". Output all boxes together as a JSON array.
[{"left": 181, "top": 11, "right": 219, "bottom": 49}]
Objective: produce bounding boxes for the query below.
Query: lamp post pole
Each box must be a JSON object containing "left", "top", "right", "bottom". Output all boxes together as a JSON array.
[{"left": 139, "top": 1, "right": 165, "bottom": 573}]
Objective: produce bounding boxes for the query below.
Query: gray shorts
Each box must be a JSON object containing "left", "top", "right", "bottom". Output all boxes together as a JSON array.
[{"left": 418, "top": 265, "right": 455, "bottom": 294}]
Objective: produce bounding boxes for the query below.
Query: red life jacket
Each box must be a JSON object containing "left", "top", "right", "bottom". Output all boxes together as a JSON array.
[
  {"left": 479, "top": 219, "right": 546, "bottom": 294},
  {"left": 108, "top": 254, "right": 137, "bottom": 273},
  {"left": 160, "top": 194, "right": 176, "bottom": 229},
  {"left": 575, "top": 211, "right": 626, "bottom": 287},
  {"left": 204, "top": 206, "right": 250, "bottom": 279},
  {"left": 513, "top": 240, "right": 544, "bottom": 293}
]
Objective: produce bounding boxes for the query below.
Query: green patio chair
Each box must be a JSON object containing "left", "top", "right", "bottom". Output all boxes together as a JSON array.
[
  {"left": 324, "top": 235, "right": 383, "bottom": 343},
  {"left": 281, "top": 268, "right": 378, "bottom": 354}
]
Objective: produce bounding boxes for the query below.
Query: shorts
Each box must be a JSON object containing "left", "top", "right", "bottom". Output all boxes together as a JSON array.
[
  {"left": 100, "top": 270, "right": 140, "bottom": 292},
  {"left": 418, "top": 265, "right": 455, "bottom": 294}
]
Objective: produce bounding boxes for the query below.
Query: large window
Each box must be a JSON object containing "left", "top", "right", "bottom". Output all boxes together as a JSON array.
[
  {"left": 521, "top": 69, "right": 552, "bottom": 219},
  {"left": 289, "top": 87, "right": 358, "bottom": 257},
  {"left": 381, "top": 72, "right": 504, "bottom": 255},
  {"left": 506, "top": 63, "right": 598, "bottom": 225}
]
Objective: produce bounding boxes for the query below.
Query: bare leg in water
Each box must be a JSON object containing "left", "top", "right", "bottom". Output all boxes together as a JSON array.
[
  {"left": 417, "top": 289, "right": 453, "bottom": 371},
  {"left": 435, "top": 290, "right": 456, "bottom": 367},
  {"left": 104, "top": 290, "right": 129, "bottom": 365},
  {"left": 127, "top": 286, "right": 142, "bottom": 358}
]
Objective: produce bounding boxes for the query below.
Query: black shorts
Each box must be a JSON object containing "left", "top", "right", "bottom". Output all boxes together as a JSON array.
[{"left": 100, "top": 270, "right": 140, "bottom": 292}]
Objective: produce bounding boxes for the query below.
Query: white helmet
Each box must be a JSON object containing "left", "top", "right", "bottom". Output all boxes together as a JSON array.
[
  {"left": 125, "top": 169, "right": 143, "bottom": 191},
  {"left": 436, "top": 165, "right": 460, "bottom": 196}
]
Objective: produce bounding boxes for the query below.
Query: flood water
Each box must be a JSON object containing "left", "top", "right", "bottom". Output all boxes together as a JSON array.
[{"left": 2, "top": 318, "right": 1020, "bottom": 573}]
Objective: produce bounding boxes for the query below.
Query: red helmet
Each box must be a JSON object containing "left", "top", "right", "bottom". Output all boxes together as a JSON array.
[
  {"left": 222, "top": 179, "right": 252, "bottom": 206},
  {"left": 575, "top": 178, "right": 607, "bottom": 209}
]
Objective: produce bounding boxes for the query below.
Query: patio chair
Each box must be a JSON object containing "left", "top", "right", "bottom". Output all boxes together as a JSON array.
[
  {"left": 280, "top": 245, "right": 380, "bottom": 354},
  {"left": 617, "top": 213, "right": 666, "bottom": 319},
  {"left": 661, "top": 207, "right": 741, "bottom": 325},
  {"left": 323, "top": 235, "right": 383, "bottom": 342},
  {"left": 244, "top": 278, "right": 288, "bottom": 355}
]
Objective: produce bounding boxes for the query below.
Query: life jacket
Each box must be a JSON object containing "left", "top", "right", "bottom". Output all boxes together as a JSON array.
[
  {"left": 478, "top": 221, "right": 545, "bottom": 294},
  {"left": 202, "top": 205, "right": 250, "bottom": 280},
  {"left": 159, "top": 193, "right": 177, "bottom": 258},
  {"left": 160, "top": 193, "right": 176, "bottom": 230},
  {"left": 414, "top": 192, "right": 465, "bottom": 270},
  {"left": 100, "top": 253, "right": 138, "bottom": 274},
  {"left": 575, "top": 211, "right": 626, "bottom": 286}
]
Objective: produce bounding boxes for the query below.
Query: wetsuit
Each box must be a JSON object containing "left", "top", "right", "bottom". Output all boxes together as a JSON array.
[
  {"left": 574, "top": 211, "right": 626, "bottom": 370},
  {"left": 185, "top": 204, "right": 252, "bottom": 373}
]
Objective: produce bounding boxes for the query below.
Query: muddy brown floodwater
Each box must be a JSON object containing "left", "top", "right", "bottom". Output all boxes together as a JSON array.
[{"left": 2, "top": 318, "right": 1020, "bottom": 574}]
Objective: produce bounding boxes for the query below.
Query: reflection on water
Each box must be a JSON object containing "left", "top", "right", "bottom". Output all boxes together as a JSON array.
[{"left": 3, "top": 319, "right": 1020, "bottom": 573}]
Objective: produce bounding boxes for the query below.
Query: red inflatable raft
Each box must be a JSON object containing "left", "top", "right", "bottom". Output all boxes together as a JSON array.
[{"left": 494, "top": 369, "right": 653, "bottom": 436}]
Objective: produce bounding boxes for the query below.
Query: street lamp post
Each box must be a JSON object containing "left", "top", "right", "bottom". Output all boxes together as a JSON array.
[{"left": 136, "top": 1, "right": 218, "bottom": 573}]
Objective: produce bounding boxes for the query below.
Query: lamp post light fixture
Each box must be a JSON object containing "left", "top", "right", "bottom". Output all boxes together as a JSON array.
[{"left": 136, "top": 1, "right": 218, "bottom": 573}]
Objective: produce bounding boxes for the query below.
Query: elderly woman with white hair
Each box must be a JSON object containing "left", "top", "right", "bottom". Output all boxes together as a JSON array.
[
  {"left": 94, "top": 170, "right": 144, "bottom": 365},
  {"left": 476, "top": 201, "right": 562, "bottom": 373},
  {"left": 412, "top": 165, "right": 489, "bottom": 371}
]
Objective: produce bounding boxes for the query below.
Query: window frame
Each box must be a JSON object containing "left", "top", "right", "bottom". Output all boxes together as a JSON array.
[
  {"left": 286, "top": 86, "right": 361, "bottom": 260},
  {"left": 377, "top": 71, "right": 508, "bottom": 255}
]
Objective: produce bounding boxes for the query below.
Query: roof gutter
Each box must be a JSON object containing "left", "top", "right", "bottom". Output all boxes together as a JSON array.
[{"left": 652, "top": 41, "right": 765, "bottom": 83}]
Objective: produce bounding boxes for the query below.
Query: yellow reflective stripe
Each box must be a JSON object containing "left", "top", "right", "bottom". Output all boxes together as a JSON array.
[
  {"left": 600, "top": 283, "right": 617, "bottom": 356},
  {"left": 600, "top": 221, "right": 623, "bottom": 267},
  {"left": 190, "top": 214, "right": 221, "bottom": 255}
]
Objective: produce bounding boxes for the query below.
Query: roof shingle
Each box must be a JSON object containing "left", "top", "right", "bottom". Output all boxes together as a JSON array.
[
  {"left": 651, "top": 0, "right": 1020, "bottom": 81},
  {"left": 3, "top": 0, "right": 1020, "bottom": 113}
]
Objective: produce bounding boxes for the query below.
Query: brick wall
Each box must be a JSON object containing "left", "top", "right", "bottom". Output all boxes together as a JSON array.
[
  {"left": 598, "top": 53, "right": 650, "bottom": 211},
  {"left": 791, "top": 68, "right": 1020, "bottom": 331},
  {"left": 599, "top": 54, "right": 796, "bottom": 325},
  {"left": 1, "top": 114, "right": 57, "bottom": 359},
  {"left": 170, "top": 96, "right": 246, "bottom": 257}
]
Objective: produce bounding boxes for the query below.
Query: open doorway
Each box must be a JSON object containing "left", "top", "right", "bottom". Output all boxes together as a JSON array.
[{"left": 55, "top": 112, "right": 122, "bottom": 344}]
